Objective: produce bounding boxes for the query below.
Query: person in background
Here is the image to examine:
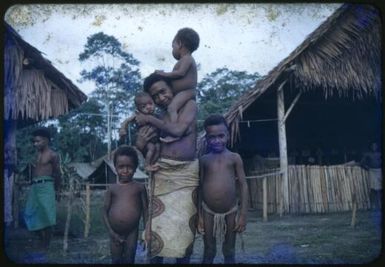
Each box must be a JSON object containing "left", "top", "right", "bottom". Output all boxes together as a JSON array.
[{"left": 23, "top": 127, "right": 61, "bottom": 249}]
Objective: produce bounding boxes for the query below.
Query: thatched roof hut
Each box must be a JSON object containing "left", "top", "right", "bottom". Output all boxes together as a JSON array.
[
  {"left": 4, "top": 21, "right": 87, "bottom": 224},
  {"left": 4, "top": 21, "right": 87, "bottom": 121},
  {"left": 223, "top": 3, "right": 381, "bottom": 156},
  {"left": 208, "top": 3, "right": 382, "bottom": 214}
]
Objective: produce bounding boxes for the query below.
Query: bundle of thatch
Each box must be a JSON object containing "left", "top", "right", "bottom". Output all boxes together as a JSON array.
[
  {"left": 224, "top": 4, "right": 381, "bottom": 146},
  {"left": 4, "top": 21, "right": 87, "bottom": 121}
]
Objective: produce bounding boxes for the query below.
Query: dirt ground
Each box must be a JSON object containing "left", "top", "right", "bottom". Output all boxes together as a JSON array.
[{"left": 3, "top": 209, "right": 383, "bottom": 264}]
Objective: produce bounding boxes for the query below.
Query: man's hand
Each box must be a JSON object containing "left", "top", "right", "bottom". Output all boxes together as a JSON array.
[
  {"left": 135, "top": 126, "right": 157, "bottom": 151},
  {"left": 55, "top": 191, "right": 61, "bottom": 202},
  {"left": 135, "top": 113, "right": 149, "bottom": 126},
  {"left": 155, "top": 70, "right": 165, "bottom": 76}
]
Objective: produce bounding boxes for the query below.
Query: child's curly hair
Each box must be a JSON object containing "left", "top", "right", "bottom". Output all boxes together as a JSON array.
[
  {"left": 113, "top": 145, "right": 139, "bottom": 169},
  {"left": 174, "top": 28, "right": 200, "bottom": 53}
]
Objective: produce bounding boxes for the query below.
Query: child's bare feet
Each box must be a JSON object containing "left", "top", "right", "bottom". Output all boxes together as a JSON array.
[{"left": 160, "top": 136, "right": 180, "bottom": 143}]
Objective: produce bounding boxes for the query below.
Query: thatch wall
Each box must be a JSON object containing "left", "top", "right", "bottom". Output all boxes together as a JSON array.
[{"left": 4, "top": 22, "right": 87, "bottom": 121}]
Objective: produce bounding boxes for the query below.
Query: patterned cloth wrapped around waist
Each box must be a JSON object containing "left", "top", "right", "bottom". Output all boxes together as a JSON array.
[
  {"left": 148, "top": 158, "right": 199, "bottom": 258},
  {"left": 153, "top": 158, "right": 199, "bottom": 196}
]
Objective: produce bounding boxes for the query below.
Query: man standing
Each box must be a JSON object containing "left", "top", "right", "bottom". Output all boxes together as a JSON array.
[
  {"left": 134, "top": 73, "right": 199, "bottom": 264},
  {"left": 24, "top": 127, "right": 61, "bottom": 249}
]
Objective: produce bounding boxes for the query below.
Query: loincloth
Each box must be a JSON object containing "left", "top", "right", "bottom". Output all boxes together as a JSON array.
[
  {"left": 369, "top": 168, "right": 382, "bottom": 190},
  {"left": 148, "top": 158, "right": 199, "bottom": 258},
  {"left": 202, "top": 201, "right": 238, "bottom": 243},
  {"left": 23, "top": 176, "right": 56, "bottom": 231}
]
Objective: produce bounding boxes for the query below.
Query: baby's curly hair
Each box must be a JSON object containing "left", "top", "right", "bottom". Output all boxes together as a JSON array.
[
  {"left": 113, "top": 145, "right": 139, "bottom": 169},
  {"left": 174, "top": 28, "right": 200, "bottom": 53}
]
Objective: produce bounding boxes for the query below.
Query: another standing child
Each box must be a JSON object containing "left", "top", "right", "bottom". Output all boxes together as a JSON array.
[
  {"left": 198, "top": 114, "right": 248, "bottom": 264},
  {"left": 119, "top": 92, "right": 160, "bottom": 171},
  {"left": 24, "top": 127, "right": 61, "bottom": 249},
  {"left": 103, "top": 145, "right": 148, "bottom": 264},
  {"left": 155, "top": 27, "right": 199, "bottom": 143}
]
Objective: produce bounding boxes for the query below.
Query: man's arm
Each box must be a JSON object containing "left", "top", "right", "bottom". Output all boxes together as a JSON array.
[
  {"left": 156, "top": 55, "right": 193, "bottom": 79},
  {"left": 197, "top": 157, "right": 205, "bottom": 235},
  {"left": 233, "top": 153, "right": 248, "bottom": 233},
  {"left": 141, "top": 184, "right": 148, "bottom": 228},
  {"left": 136, "top": 100, "right": 197, "bottom": 137},
  {"left": 51, "top": 152, "right": 61, "bottom": 193},
  {"left": 134, "top": 125, "right": 158, "bottom": 153}
]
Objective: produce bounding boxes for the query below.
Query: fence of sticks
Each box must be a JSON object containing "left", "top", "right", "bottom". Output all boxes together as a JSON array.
[
  {"left": 246, "top": 165, "right": 370, "bottom": 216},
  {"left": 12, "top": 164, "right": 370, "bottom": 251}
]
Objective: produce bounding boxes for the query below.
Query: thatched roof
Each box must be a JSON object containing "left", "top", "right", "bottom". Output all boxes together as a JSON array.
[
  {"left": 4, "top": 21, "right": 87, "bottom": 121},
  {"left": 224, "top": 4, "right": 381, "bottom": 146}
]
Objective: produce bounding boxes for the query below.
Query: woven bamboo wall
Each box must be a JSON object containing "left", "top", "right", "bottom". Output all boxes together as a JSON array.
[{"left": 247, "top": 165, "right": 370, "bottom": 214}]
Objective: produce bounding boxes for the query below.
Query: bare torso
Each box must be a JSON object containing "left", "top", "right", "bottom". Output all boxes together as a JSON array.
[
  {"left": 200, "top": 151, "right": 238, "bottom": 213},
  {"left": 107, "top": 182, "right": 145, "bottom": 236},
  {"left": 160, "top": 100, "right": 197, "bottom": 161},
  {"left": 171, "top": 56, "right": 197, "bottom": 94},
  {"left": 33, "top": 148, "right": 56, "bottom": 177}
]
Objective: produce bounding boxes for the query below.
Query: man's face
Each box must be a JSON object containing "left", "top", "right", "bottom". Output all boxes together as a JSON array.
[
  {"left": 205, "top": 123, "right": 229, "bottom": 153},
  {"left": 148, "top": 80, "right": 173, "bottom": 109},
  {"left": 33, "top": 136, "right": 48, "bottom": 151}
]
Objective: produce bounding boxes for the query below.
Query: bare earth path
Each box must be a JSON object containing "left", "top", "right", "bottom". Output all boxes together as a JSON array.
[{"left": 4, "top": 210, "right": 382, "bottom": 264}]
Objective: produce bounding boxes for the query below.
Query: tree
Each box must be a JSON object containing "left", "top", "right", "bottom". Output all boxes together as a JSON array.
[
  {"left": 78, "top": 32, "right": 142, "bottom": 155},
  {"left": 197, "top": 68, "right": 261, "bottom": 129},
  {"left": 56, "top": 97, "right": 107, "bottom": 162}
]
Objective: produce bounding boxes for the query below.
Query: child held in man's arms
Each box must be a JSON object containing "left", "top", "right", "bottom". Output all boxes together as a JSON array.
[
  {"left": 119, "top": 92, "right": 160, "bottom": 172},
  {"left": 103, "top": 145, "right": 148, "bottom": 264},
  {"left": 155, "top": 27, "right": 200, "bottom": 143},
  {"left": 198, "top": 114, "right": 249, "bottom": 264}
]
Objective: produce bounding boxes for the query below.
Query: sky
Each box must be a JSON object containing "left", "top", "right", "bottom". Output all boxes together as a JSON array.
[{"left": 5, "top": 3, "right": 341, "bottom": 96}]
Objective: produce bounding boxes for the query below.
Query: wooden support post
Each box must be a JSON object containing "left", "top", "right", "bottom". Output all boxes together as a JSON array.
[
  {"left": 283, "top": 91, "right": 302, "bottom": 123},
  {"left": 277, "top": 80, "right": 289, "bottom": 214},
  {"left": 84, "top": 183, "right": 91, "bottom": 238},
  {"left": 351, "top": 193, "right": 357, "bottom": 228},
  {"left": 351, "top": 174, "right": 357, "bottom": 228},
  {"left": 63, "top": 178, "right": 74, "bottom": 252},
  {"left": 12, "top": 178, "right": 19, "bottom": 228},
  {"left": 263, "top": 177, "right": 268, "bottom": 222}
]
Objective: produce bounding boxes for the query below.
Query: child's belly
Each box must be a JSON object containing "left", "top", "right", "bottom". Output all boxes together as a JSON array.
[
  {"left": 202, "top": 183, "right": 237, "bottom": 213},
  {"left": 108, "top": 206, "right": 141, "bottom": 235}
]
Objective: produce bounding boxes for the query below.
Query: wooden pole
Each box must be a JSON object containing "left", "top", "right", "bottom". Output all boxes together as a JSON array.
[
  {"left": 12, "top": 177, "right": 19, "bottom": 228},
  {"left": 263, "top": 177, "right": 268, "bottom": 221},
  {"left": 277, "top": 80, "right": 289, "bottom": 214},
  {"left": 63, "top": 177, "right": 74, "bottom": 252},
  {"left": 84, "top": 183, "right": 91, "bottom": 238}
]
